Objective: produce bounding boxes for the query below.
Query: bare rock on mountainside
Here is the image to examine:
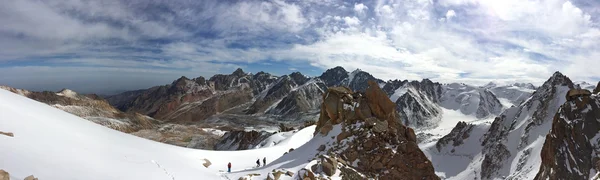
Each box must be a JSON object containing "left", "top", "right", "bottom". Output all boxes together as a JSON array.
[
  {"left": 213, "top": 130, "right": 274, "bottom": 150},
  {"left": 312, "top": 80, "right": 439, "bottom": 179},
  {"left": 0, "top": 131, "right": 13, "bottom": 137},
  {"left": 202, "top": 159, "right": 212, "bottom": 168},
  {"left": 24, "top": 175, "right": 38, "bottom": 180},
  {"left": 435, "top": 121, "right": 474, "bottom": 152},
  {"left": 595, "top": 81, "right": 600, "bottom": 94},
  {"left": 131, "top": 123, "right": 223, "bottom": 150},
  {"left": 535, "top": 93, "right": 600, "bottom": 180},
  {"left": 0, "top": 170, "right": 8, "bottom": 180}
]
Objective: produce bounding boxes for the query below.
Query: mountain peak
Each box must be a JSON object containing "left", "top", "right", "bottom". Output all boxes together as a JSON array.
[
  {"left": 542, "top": 71, "right": 573, "bottom": 88},
  {"left": 350, "top": 68, "right": 363, "bottom": 74},
  {"left": 232, "top": 68, "right": 246, "bottom": 77},
  {"left": 483, "top": 81, "right": 498, "bottom": 88}
]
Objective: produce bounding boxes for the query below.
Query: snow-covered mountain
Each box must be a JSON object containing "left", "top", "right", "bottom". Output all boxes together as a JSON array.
[
  {"left": 421, "top": 71, "right": 577, "bottom": 180},
  {"left": 483, "top": 82, "right": 537, "bottom": 108},
  {"left": 575, "top": 81, "right": 597, "bottom": 91},
  {"left": 382, "top": 79, "right": 504, "bottom": 130}
]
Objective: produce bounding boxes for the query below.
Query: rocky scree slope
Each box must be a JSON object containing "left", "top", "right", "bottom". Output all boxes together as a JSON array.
[{"left": 306, "top": 80, "right": 439, "bottom": 179}]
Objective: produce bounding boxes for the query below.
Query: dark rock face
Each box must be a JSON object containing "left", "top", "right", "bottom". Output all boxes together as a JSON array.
[
  {"left": 319, "top": 66, "right": 349, "bottom": 87},
  {"left": 395, "top": 80, "right": 443, "bottom": 128},
  {"left": 245, "top": 76, "right": 298, "bottom": 114},
  {"left": 108, "top": 69, "right": 279, "bottom": 122},
  {"left": 594, "top": 81, "right": 600, "bottom": 94},
  {"left": 435, "top": 121, "right": 475, "bottom": 152},
  {"left": 535, "top": 94, "right": 600, "bottom": 180},
  {"left": 480, "top": 71, "right": 575, "bottom": 179},
  {"left": 214, "top": 130, "right": 274, "bottom": 150},
  {"left": 266, "top": 81, "right": 326, "bottom": 118},
  {"left": 106, "top": 89, "right": 146, "bottom": 111},
  {"left": 313, "top": 80, "right": 440, "bottom": 179}
]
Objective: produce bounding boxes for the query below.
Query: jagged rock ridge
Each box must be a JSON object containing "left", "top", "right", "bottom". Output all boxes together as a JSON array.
[
  {"left": 535, "top": 90, "right": 600, "bottom": 180},
  {"left": 307, "top": 80, "right": 439, "bottom": 179}
]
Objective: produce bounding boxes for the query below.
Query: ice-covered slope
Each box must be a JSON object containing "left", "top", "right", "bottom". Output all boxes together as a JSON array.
[
  {"left": 484, "top": 82, "right": 536, "bottom": 108},
  {"left": 0, "top": 88, "right": 315, "bottom": 180},
  {"left": 440, "top": 83, "right": 503, "bottom": 119}
]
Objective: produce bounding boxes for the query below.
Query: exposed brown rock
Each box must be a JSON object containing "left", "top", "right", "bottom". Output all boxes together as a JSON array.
[
  {"left": 285, "top": 171, "right": 294, "bottom": 177},
  {"left": 336, "top": 131, "right": 351, "bottom": 142},
  {"left": 0, "top": 170, "right": 8, "bottom": 180},
  {"left": 312, "top": 80, "right": 439, "bottom": 179},
  {"left": 535, "top": 95, "right": 600, "bottom": 180},
  {"left": 24, "top": 175, "right": 38, "bottom": 180},
  {"left": 202, "top": 159, "right": 211, "bottom": 168},
  {"left": 0, "top": 131, "right": 13, "bottom": 137},
  {"left": 595, "top": 81, "right": 600, "bottom": 94},
  {"left": 297, "top": 168, "right": 316, "bottom": 180},
  {"left": 566, "top": 89, "right": 592, "bottom": 101}
]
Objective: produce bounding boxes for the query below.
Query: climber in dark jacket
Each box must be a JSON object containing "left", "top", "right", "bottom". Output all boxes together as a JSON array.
[
  {"left": 263, "top": 157, "right": 266, "bottom": 166},
  {"left": 227, "top": 162, "right": 231, "bottom": 173},
  {"left": 256, "top": 159, "right": 261, "bottom": 167}
]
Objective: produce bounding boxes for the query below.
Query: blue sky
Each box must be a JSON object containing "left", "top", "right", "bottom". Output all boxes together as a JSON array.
[{"left": 0, "top": 0, "right": 599, "bottom": 94}]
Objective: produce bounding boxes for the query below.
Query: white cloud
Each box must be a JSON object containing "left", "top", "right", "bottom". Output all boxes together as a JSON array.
[
  {"left": 446, "top": 10, "right": 456, "bottom": 20},
  {"left": 343, "top": 16, "right": 361, "bottom": 26},
  {"left": 289, "top": 67, "right": 298, "bottom": 71},
  {"left": 354, "top": 3, "right": 368, "bottom": 14},
  {"left": 1, "top": 0, "right": 599, "bottom": 92}
]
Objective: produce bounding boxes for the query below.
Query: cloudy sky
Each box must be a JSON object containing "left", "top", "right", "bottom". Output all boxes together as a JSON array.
[{"left": 0, "top": 0, "right": 599, "bottom": 94}]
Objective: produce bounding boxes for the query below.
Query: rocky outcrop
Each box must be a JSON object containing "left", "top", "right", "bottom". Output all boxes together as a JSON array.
[
  {"left": 435, "top": 121, "right": 474, "bottom": 152},
  {"left": 0, "top": 170, "right": 8, "bottom": 180},
  {"left": 0, "top": 131, "right": 13, "bottom": 137},
  {"left": 594, "top": 82, "right": 600, "bottom": 94},
  {"left": 24, "top": 175, "right": 38, "bottom": 180},
  {"left": 214, "top": 130, "right": 274, "bottom": 150},
  {"left": 313, "top": 80, "right": 439, "bottom": 179},
  {"left": 535, "top": 93, "right": 600, "bottom": 180}
]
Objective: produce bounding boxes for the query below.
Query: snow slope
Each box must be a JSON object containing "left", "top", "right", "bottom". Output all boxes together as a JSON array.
[{"left": 0, "top": 88, "right": 314, "bottom": 180}]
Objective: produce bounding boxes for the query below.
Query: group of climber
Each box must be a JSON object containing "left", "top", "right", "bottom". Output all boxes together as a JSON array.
[{"left": 227, "top": 157, "right": 266, "bottom": 173}]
